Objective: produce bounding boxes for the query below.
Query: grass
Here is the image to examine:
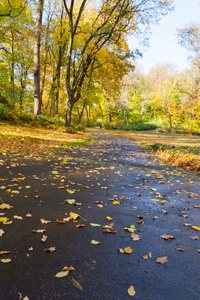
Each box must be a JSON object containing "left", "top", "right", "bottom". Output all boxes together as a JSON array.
[
  {"left": 106, "top": 130, "right": 200, "bottom": 172},
  {"left": 0, "top": 122, "right": 93, "bottom": 156}
]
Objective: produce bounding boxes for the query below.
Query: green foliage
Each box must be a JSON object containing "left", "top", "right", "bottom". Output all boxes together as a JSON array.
[
  {"left": 0, "top": 103, "right": 64, "bottom": 128},
  {"left": 124, "top": 123, "right": 157, "bottom": 131}
]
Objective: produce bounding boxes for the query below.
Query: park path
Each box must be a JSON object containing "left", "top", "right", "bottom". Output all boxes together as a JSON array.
[{"left": 0, "top": 130, "right": 200, "bottom": 300}]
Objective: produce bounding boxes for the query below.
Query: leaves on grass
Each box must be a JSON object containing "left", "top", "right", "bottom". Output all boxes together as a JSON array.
[
  {"left": 156, "top": 256, "right": 168, "bottom": 264},
  {"left": 128, "top": 285, "right": 136, "bottom": 296}
]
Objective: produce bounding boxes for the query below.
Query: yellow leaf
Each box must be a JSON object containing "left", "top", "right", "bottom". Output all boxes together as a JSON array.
[
  {"left": 72, "top": 278, "right": 83, "bottom": 291},
  {"left": 0, "top": 203, "right": 13, "bottom": 210},
  {"left": 55, "top": 271, "right": 69, "bottom": 278},
  {"left": 56, "top": 219, "right": 67, "bottom": 224},
  {"left": 106, "top": 216, "right": 112, "bottom": 221},
  {"left": 124, "top": 247, "right": 133, "bottom": 254},
  {"left": 158, "top": 181, "right": 165, "bottom": 184},
  {"left": 156, "top": 256, "right": 168, "bottom": 264},
  {"left": 1, "top": 258, "right": 11, "bottom": 263},
  {"left": 90, "top": 223, "right": 101, "bottom": 227},
  {"left": 13, "top": 215, "right": 23, "bottom": 220},
  {"left": 128, "top": 285, "right": 136, "bottom": 296},
  {"left": 192, "top": 226, "right": 200, "bottom": 231},
  {"left": 62, "top": 266, "right": 74, "bottom": 271},
  {"left": 160, "top": 201, "right": 166, "bottom": 205},
  {"left": 23, "top": 297, "right": 29, "bottom": 300},
  {"left": 65, "top": 199, "right": 76, "bottom": 204},
  {"left": 143, "top": 254, "right": 148, "bottom": 260},
  {"left": 91, "top": 240, "right": 100, "bottom": 245},
  {"left": 67, "top": 189, "right": 75, "bottom": 194},
  {"left": 113, "top": 201, "right": 120, "bottom": 205},
  {"left": 69, "top": 212, "right": 79, "bottom": 220},
  {"left": 0, "top": 217, "right": 7, "bottom": 223},
  {"left": 12, "top": 190, "right": 20, "bottom": 194}
]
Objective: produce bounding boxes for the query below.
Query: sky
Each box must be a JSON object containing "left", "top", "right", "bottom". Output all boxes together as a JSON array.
[{"left": 128, "top": 0, "right": 200, "bottom": 74}]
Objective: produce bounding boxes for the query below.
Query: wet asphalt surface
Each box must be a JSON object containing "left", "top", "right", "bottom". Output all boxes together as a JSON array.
[{"left": 0, "top": 130, "right": 200, "bottom": 300}]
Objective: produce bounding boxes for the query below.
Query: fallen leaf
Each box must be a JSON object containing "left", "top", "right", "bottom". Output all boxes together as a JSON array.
[
  {"left": 156, "top": 256, "right": 168, "bottom": 264},
  {"left": 69, "top": 212, "right": 80, "bottom": 220},
  {"left": 102, "top": 228, "right": 117, "bottom": 234},
  {"left": 40, "top": 219, "right": 50, "bottom": 224},
  {"left": 26, "top": 213, "right": 32, "bottom": 218},
  {"left": 136, "top": 220, "right": 144, "bottom": 226},
  {"left": 23, "top": 297, "right": 29, "bottom": 300},
  {"left": 198, "top": 249, "right": 200, "bottom": 253},
  {"left": 130, "top": 233, "right": 141, "bottom": 241},
  {"left": 0, "top": 251, "right": 11, "bottom": 255},
  {"left": 45, "top": 247, "right": 56, "bottom": 252},
  {"left": 159, "top": 181, "right": 165, "bottom": 184},
  {"left": 160, "top": 234, "right": 176, "bottom": 240},
  {"left": 128, "top": 285, "right": 136, "bottom": 296},
  {"left": 176, "top": 248, "right": 185, "bottom": 252},
  {"left": 106, "top": 216, "right": 112, "bottom": 221},
  {"left": 160, "top": 201, "right": 166, "bottom": 205},
  {"left": 1, "top": 258, "right": 11, "bottom": 263},
  {"left": 55, "top": 271, "right": 69, "bottom": 277},
  {"left": 153, "top": 216, "right": 158, "bottom": 220},
  {"left": 113, "top": 201, "right": 120, "bottom": 205},
  {"left": 65, "top": 199, "right": 76, "bottom": 204},
  {"left": 29, "top": 247, "right": 33, "bottom": 251},
  {"left": 183, "top": 223, "right": 192, "bottom": 227},
  {"left": 124, "top": 247, "right": 133, "bottom": 254},
  {"left": 123, "top": 227, "right": 135, "bottom": 233},
  {"left": 41, "top": 235, "right": 47, "bottom": 243},
  {"left": 62, "top": 266, "right": 74, "bottom": 271},
  {"left": 13, "top": 215, "right": 23, "bottom": 220},
  {"left": 0, "top": 203, "right": 13, "bottom": 210},
  {"left": 97, "top": 204, "right": 103, "bottom": 208},
  {"left": 32, "top": 229, "right": 46, "bottom": 233},
  {"left": 162, "top": 209, "right": 168, "bottom": 214},
  {"left": 143, "top": 254, "right": 148, "bottom": 260},
  {"left": 67, "top": 189, "right": 75, "bottom": 194},
  {"left": 76, "top": 224, "right": 85, "bottom": 228},
  {"left": 56, "top": 219, "right": 67, "bottom": 224},
  {"left": 0, "top": 217, "right": 7, "bottom": 223},
  {"left": 0, "top": 229, "right": 5, "bottom": 236},
  {"left": 189, "top": 235, "right": 199, "bottom": 240},
  {"left": 91, "top": 240, "right": 100, "bottom": 245},
  {"left": 192, "top": 226, "right": 200, "bottom": 231},
  {"left": 90, "top": 223, "right": 101, "bottom": 227},
  {"left": 118, "top": 248, "right": 124, "bottom": 254},
  {"left": 72, "top": 278, "right": 83, "bottom": 291}
]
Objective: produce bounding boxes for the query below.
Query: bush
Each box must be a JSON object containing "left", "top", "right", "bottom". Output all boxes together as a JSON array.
[
  {"left": 65, "top": 127, "right": 77, "bottom": 134},
  {"left": 124, "top": 123, "right": 157, "bottom": 131},
  {"left": 75, "top": 124, "right": 85, "bottom": 132}
]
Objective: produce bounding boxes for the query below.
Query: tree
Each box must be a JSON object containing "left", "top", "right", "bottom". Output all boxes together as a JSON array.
[
  {"left": 34, "top": 0, "right": 44, "bottom": 115},
  {"left": 62, "top": 0, "right": 173, "bottom": 126}
]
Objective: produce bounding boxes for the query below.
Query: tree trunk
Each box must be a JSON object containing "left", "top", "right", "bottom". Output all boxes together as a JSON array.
[
  {"left": 126, "top": 108, "right": 129, "bottom": 125},
  {"left": 105, "top": 95, "right": 112, "bottom": 122},
  {"left": 98, "top": 101, "right": 104, "bottom": 119},
  {"left": 34, "top": 0, "right": 44, "bottom": 116},
  {"left": 11, "top": 30, "right": 15, "bottom": 105},
  {"left": 65, "top": 99, "right": 74, "bottom": 127}
]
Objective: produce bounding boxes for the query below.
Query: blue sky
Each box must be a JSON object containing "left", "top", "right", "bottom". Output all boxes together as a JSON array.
[{"left": 128, "top": 0, "right": 200, "bottom": 74}]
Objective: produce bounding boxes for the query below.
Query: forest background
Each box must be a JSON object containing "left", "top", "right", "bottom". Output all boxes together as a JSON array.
[{"left": 0, "top": 0, "right": 200, "bottom": 133}]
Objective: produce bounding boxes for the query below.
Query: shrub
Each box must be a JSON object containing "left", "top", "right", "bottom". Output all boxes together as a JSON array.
[
  {"left": 75, "top": 124, "right": 85, "bottom": 132},
  {"left": 124, "top": 123, "right": 157, "bottom": 131},
  {"left": 65, "top": 127, "right": 77, "bottom": 134}
]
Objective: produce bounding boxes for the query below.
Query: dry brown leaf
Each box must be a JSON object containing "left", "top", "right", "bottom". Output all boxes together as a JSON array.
[
  {"left": 0, "top": 203, "right": 13, "bottom": 210},
  {"left": 76, "top": 224, "right": 85, "bottom": 228},
  {"left": 156, "top": 256, "right": 168, "bottom": 264},
  {"left": 40, "top": 219, "right": 50, "bottom": 224},
  {"left": 143, "top": 254, "right": 148, "bottom": 260},
  {"left": 189, "top": 235, "right": 199, "bottom": 240},
  {"left": 160, "top": 234, "right": 176, "bottom": 240},
  {"left": 0, "top": 251, "right": 11, "bottom": 255},
  {"left": 176, "top": 248, "right": 185, "bottom": 252},
  {"left": 26, "top": 213, "right": 32, "bottom": 218},
  {"left": 0, "top": 229, "right": 5, "bottom": 236},
  {"left": 45, "top": 247, "right": 56, "bottom": 252},
  {"left": 136, "top": 220, "right": 144, "bottom": 226},
  {"left": 41, "top": 235, "right": 47, "bottom": 243},
  {"left": 32, "top": 229, "right": 46, "bottom": 233},
  {"left": 130, "top": 233, "right": 141, "bottom": 241},
  {"left": 118, "top": 248, "right": 124, "bottom": 254},
  {"left": 153, "top": 216, "right": 158, "bottom": 220}
]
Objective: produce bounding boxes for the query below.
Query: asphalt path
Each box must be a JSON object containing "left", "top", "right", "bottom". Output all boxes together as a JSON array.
[{"left": 0, "top": 130, "right": 200, "bottom": 300}]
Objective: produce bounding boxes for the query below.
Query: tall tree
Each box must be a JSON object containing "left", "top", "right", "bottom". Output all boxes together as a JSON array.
[
  {"left": 34, "top": 0, "right": 44, "bottom": 115},
  {"left": 62, "top": 0, "right": 173, "bottom": 126}
]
